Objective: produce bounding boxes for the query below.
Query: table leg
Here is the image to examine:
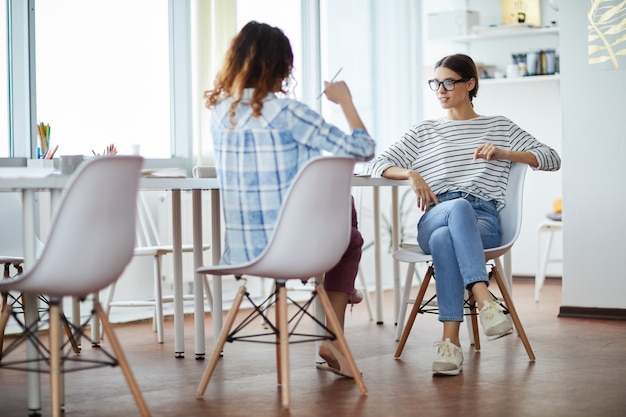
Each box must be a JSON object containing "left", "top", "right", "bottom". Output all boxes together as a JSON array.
[
  {"left": 192, "top": 190, "right": 205, "bottom": 359},
  {"left": 171, "top": 190, "right": 185, "bottom": 357},
  {"left": 21, "top": 190, "right": 41, "bottom": 414},
  {"left": 391, "top": 186, "right": 400, "bottom": 325},
  {"left": 210, "top": 190, "right": 222, "bottom": 344},
  {"left": 373, "top": 187, "right": 383, "bottom": 324}
]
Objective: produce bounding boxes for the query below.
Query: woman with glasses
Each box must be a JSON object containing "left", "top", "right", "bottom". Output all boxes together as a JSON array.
[{"left": 366, "top": 54, "right": 560, "bottom": 376}]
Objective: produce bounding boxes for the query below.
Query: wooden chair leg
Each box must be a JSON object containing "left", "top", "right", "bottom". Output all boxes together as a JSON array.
[
  {"left": 467, "top": 291, "right": 481, "bottom": 351},
  {"left": 153, "top": 256, "right": 164, "bottom": 344},
  {"left": 316, "top": 285, "right": 367, "bottom": 394},
  {"left": 95, "top": 302, "right": 152, "bottom": 417},
  {"left": 394, "top": 266, "right": 434, "bottom": 359},
  {"left": 0, "top": 303, "right": 13, "bottom": 361},
  {"left": 491, "top": 266, "right": 536, "bottom": 361},
  {"left": 277, "top": 284, "right": 290, "bottom": 408},
  {"left": 49, "top": 299, "right": 63, "bottom": 417},
  {"left": 62, "top": 313, "right": 81, "bottom": 355},
  {"left": 196, "top": 285, "right": 247, "bottom": 397}
]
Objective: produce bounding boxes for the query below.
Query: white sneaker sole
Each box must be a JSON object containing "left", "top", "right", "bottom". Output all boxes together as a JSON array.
[{"left": 432, "top": 366, "right": 463, "bottom": 376}]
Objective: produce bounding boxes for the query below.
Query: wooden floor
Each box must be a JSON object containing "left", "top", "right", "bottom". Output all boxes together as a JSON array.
[{"left": 2, "top": 278, "right": 626, "bottom": 417}]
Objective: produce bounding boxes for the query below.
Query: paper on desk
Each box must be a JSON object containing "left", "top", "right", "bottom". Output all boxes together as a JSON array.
[
  {"left": 353, "top": 161, "right": 371, "bottom": 177},
  {"left": 141, "top": 168, "right": 186, "bottom": 178},
  {"left": 0, "top": 167, "right": 56, "bottom": 178}
]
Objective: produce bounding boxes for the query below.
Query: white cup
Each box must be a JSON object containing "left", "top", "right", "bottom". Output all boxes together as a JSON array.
[
  {"left": 506, "top": 64, "right": 521, "bottom": 78},
  {"left": 60, "top": 155, "right": 84, "bottom": 175},
  {"left": 192, "top": 166, "right": 217, "bottom": 178}
]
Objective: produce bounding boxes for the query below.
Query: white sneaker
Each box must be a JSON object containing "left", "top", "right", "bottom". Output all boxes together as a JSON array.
[
  {"left": 432, "top": 338, "right": 463, "bottom": 376},
  {"left": 479, "top": 299, "right": 513, "bottom": 338}
]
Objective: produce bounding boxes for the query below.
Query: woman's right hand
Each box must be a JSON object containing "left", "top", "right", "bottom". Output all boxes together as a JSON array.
[
  {"left": 323, "top": 81, "right": 352, "bottom": 105},
  {"left": 408, "top": 170, "right": 438, "bottom": 212},
  {"left": 324, "top": 81, "right": 367, "bottom": 132}
]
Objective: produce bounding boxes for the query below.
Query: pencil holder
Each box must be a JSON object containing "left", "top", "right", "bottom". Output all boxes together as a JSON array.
[{"left": 27, "top": 159, "right": 56, "bottom": 169}]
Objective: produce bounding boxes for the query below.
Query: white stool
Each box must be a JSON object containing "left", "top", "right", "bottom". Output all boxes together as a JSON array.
[{"left": 535, "top": 217, "right": 562, "bottom": 302}]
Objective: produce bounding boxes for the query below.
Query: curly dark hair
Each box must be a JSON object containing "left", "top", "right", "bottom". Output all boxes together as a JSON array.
[
  {"left": 434, "top": 54, "right": 479, "bottom": 103},
  {"left": 204, "top": 21, "right": 294, "bottom": 125}
]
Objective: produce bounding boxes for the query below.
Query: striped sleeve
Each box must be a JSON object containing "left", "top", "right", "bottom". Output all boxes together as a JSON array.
[{"left": 504, "top": 117, "right": 561, "bottom": 171}]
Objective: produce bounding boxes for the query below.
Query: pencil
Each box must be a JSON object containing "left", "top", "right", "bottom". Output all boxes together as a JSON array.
[{"left": 317, "top": 67, "right": 344, "bottom": 99}]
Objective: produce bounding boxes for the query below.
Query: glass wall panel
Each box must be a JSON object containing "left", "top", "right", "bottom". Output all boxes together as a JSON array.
[{"left": 0, "top": 3, "right": 8, "bottom": 157}]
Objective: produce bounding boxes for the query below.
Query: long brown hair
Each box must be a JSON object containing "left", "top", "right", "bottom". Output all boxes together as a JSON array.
[{"left": 204, "top": 21, "right": 294, "bottom": 124}]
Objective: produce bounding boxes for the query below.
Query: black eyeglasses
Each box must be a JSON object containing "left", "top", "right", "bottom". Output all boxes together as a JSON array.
[{"left": 428, "top": 78, "right": 470, "bottom": 91}]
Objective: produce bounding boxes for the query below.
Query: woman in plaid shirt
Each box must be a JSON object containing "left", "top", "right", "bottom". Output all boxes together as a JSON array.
[{"left": 205, "top": 21, "right": 375, "bottom": 378}]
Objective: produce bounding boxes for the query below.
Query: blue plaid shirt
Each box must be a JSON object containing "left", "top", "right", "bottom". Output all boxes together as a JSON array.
[{"left": 210, "top": 89, "right": 375, "bottom": 264}]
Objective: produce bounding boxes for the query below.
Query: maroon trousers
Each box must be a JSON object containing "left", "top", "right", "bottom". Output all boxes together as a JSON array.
[{"left": 323, "top": 197, "right": 363, "bottom": 294}]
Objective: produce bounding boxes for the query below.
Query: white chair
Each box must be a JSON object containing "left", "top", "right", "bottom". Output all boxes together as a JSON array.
[
  {"left": 393, "top": 162, "right": 535, "bottom": 361},
  {"left": 0, "top": 156, "right": 151, "bottom": 417},
  {"left": 103, "top": 191, "right": 212, "bottom": 343},
  {"left": 194, "top": 156, "right": 367, "bottom": 408},
  {"left": 0, "top": 192, "right": 45, "bottom": 276},
  {"left": 0, "top": 193, "right": 80, "bottom": 356},
  {"left": 535, "top": 216, "right": 562, "bottom": 302},
  {"left": 0, "top": 192, "right": 44, "bottom": 311}
]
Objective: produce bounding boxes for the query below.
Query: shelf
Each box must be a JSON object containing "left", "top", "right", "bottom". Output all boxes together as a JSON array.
[
  {"left": 480, "top": 74, "right": 560, "bottom": 85},
  {"left": 447, "top": 26, "right": 559, "bottom": 42}
]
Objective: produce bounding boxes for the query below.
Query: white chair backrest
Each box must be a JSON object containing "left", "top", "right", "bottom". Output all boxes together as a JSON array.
[
  {"left": 135, "top": 191, "right": 162, "bottom": 248},
  {"left": 15, "top": 156, "right": 143, "bottom": 297},
  {"left": 0, "top": 192, "right": 44, "bottom": 261},
  {"left": 486, "top": 162, "right": 527, "bottom": 260},
  {"left": 230, "top": 156, "right": 356, "bottom": 280}
]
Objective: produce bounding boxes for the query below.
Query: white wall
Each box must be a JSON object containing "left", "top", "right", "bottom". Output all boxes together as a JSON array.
[{"left": 560, "top": 2, "right": 626, "bottom": 309}]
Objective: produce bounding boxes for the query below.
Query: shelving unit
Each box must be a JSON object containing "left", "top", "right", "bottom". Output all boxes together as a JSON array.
[
  {"left": 453, "top": 24, "right": 560, "bottom": 80},
  {"left": 481, "top": 73, "right": 559, "bottom": 84},
  {"left": 448, "top": 26, "right": 559, "bottom": 43}
]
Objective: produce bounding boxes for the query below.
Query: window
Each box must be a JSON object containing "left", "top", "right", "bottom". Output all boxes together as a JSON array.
[
  {"left": 0, "top": 4, "right": 8, "bottom": 157},
  {"left": 5, "top": 1, "right": 420, "bottom": 164},
  {"left": 35, "top": 0, "right": 170, "bottom": 158}
]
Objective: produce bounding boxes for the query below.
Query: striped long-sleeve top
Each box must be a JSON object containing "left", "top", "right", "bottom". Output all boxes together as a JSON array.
[{"left": 365, "top": 115, "right": 560, "bottom": 211}]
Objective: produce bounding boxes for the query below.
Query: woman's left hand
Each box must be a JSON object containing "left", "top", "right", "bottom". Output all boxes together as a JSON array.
[{"left": 473, "top": 143, "right": 505, "bottom": 161}]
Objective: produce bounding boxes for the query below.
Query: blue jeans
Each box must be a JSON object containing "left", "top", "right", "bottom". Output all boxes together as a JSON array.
[{"left": 417, "top": 192, "right": 501, "bottom": 322}]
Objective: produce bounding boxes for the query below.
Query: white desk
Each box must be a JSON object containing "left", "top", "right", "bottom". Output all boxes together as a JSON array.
[
  {"left": 145, "top": 176, "right": 409, "bottom": 358},
  {"left": 143, "top": 176, "right": 409, "bottom": 354},
  {"left": 351, "top": 176, "right": 409, "bottom": 325},
  {"left": 138, "top": 177, "right": 220, "bottom": 359}
]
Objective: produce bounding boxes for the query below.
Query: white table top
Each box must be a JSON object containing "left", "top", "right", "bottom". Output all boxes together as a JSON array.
[
  {"left": 0, "top": 168, "right": 407, "bottom": 191},
  {"left": 0, "top": 169, "right": 221, "bottom": 191}
]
